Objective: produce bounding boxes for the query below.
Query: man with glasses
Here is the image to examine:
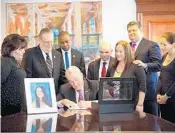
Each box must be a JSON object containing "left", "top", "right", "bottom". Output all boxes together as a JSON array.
[
  {"left": 57, "top": 31, "right": 86, "bottom": 76},
  {"left": 22, "top": 28, "right": 66, "bottom": 94}
]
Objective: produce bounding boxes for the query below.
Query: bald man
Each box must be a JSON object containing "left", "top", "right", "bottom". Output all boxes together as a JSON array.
[{"left": 87, "top": 42, "right": 115, "bottom": 80}]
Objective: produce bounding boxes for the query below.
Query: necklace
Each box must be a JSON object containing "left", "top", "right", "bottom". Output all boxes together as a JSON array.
[
  {"left": 163, "top": 53, "right": 175, "bottom": 66},
  {"left": 116, "top": 70, "right": 121, "bottom": 74}
]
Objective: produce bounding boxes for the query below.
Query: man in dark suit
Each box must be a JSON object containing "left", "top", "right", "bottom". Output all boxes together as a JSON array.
[
  {"left": 127, "top": 21, "right": 162, "bottom": 116},
  {"left": 22, "top": 28, "right": 66, "bottom": 94},
  {"left": 57, "top": 66, "right": 99, "bottom": 109},
  {"left": 87, "top": 42, "right": 115, "bottom": 80},
  {"left": 57, "top": 31, "right": 86, "bottom": 76}
]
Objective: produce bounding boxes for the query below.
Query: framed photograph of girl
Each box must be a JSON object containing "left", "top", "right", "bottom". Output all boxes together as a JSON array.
[{"left": 24, "top": 78, "right": 57, "bottom": 114}]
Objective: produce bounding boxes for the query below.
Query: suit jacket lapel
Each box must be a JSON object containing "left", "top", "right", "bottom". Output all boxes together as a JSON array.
[
  {"left": 57, "top": 48, "right": 62, "bottom": 54},
  {"left": 96, "top": 59, "right": 100, "bottom": 79},
  {"left": 71, "top": 48, "right": 75, "bottom": 66},
  {"left": 107, "top": 57, "right": 114, "bottom": 75},
  {"left": 36, "top": 46, "right": 50, "bottom": 77},
  {"left": 135, "top": 38, "right": 145, "bottom": 58},
  {"left": 84, "top": 79, "right": 90, "bottom": 101},
  {"left": 52, "top": 50, "right": 57, "bottom": 78},
  {"left": 71, "top": 88, "right": 76, "bottom": 103}
]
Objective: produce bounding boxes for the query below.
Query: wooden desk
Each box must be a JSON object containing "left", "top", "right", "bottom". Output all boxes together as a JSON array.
[{"left": 1, "top": 110, "right": 175, "bottom": 132}]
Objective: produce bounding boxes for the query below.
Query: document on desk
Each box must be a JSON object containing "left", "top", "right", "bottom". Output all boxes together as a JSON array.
[
  {"left": 69, "top": 101, "right": 93, "bottom": 110},
  {"left": 69, "top": 107, "right": 87, "bottom": 110}
]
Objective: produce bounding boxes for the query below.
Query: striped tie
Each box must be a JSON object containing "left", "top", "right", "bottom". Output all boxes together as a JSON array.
[{"left": 46, "top": 53, "right": 53, "bottom": 77}]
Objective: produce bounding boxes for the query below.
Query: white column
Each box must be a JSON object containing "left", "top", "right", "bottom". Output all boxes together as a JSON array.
[
  {"left": 102, "top": 0, "right": 136, "bottom": 55},
  {"left": 1, "top": 1, "right": 7, "bottom": 44},
  {"left": 73, "top": 2, "right": 81, "bottom": 48}
]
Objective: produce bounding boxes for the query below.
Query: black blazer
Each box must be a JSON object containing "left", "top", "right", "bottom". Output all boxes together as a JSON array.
[
  {"left": 87, "top": 57, "right": 115, "bottom": 80},
  {"left": 107, "top": 63, "right": 147, "bottom": 103},
  {"left": 22, "top": 46, "right": 66, "bottom": 94},
  {"left": 57, "top": 48, "right": 86, "bottom": 76},
  {"left": 131, "top": 38, "right": 162, "bottom": 100},
  {"left": 157, "top": 54, "right": 175, "bottom": 103},
  {"left": 1, "top": 57, "right": 26, "bottom": 116},
  {"left": 57, "top": 79, "right": 99, "bottom": 103}
]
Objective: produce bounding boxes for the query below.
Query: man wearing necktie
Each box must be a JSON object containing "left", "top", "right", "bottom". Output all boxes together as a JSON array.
[
  {"left": 57, "top": 66, "right": 99, "bottom": 109},
  {"left": 22, "top": 28, "right": 66, "bottom": 94},
  {"left": 127, "top": 21, "right": 162, "bottom": 116},
  {"left": 57, "top": 31, "right": 86, "bottom": 76},
  {"left": 87, "top": 42, "right": 115, "bottom": 80}
]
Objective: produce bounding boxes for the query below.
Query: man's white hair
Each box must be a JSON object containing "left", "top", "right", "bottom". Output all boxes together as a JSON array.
[{"left": 65, "top": 66, "right": 83, "bottom": 79}]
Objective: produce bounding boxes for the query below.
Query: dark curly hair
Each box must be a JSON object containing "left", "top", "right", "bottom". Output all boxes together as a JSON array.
[{"left": 1, "top": 34, "right": 27, "bottom": 57}]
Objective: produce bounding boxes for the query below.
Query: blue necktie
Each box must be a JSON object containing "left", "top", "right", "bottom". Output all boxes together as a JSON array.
[{"left": 65, "top": 51, "right": 69, "bottom": 69}]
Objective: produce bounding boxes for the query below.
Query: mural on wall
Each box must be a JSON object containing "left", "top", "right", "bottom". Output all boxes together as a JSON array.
[{"left": 7, "top": 1, "right": 102, "bottom": 64}]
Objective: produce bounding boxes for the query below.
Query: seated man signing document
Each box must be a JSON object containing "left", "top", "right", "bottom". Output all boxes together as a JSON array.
[{"left": 57, "top": 66, "right": 99, "bottom": 109}]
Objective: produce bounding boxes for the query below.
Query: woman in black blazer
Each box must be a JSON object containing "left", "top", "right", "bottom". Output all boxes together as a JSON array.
[
  {"left": 107, "top": 41, "right": 146, "bottom": 112},
  {"left": 157, "top": 32, "right": 175, "bottom": 123},
  {"left": 1, "top": 34, "right": 27, "bottom": 116}
]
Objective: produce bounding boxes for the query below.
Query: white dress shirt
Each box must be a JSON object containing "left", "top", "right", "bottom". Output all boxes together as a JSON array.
[{"left": 41, "top": 49, "right": 53, "bottom": 67}]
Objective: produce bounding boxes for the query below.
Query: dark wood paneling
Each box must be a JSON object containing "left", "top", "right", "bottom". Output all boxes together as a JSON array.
[{"left": 136, "top": 0, "right": 175, "bottom": 42}]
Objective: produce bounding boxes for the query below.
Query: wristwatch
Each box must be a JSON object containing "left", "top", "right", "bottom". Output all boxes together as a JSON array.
[{"left": 137, "top": 103, "right": 143, "bottom": 106}]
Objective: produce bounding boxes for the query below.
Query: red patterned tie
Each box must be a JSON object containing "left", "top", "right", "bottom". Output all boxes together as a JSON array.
[
  {"left": 132, "top": 43, "right": 136, "bottom": 52},
  {"left": 101, "top": 62, "right": 107, "bottom": 77}
]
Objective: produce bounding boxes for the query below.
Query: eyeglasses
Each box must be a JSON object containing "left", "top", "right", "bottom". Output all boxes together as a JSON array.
[{"left": 40, "top": 38, "right": 52, "bottom": 45}]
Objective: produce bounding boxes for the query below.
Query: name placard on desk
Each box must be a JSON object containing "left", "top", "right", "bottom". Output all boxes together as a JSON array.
[{"left": 98, "top": 77, "right": 137, "bottom": 113}]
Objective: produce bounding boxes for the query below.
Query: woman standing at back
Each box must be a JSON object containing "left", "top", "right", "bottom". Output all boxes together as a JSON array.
[
  {"left": 157, "top": 32, "right": 175, "bottom": 123},
  {"left": 1, "top": 34, "right": 27, "bottom": 116}
]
